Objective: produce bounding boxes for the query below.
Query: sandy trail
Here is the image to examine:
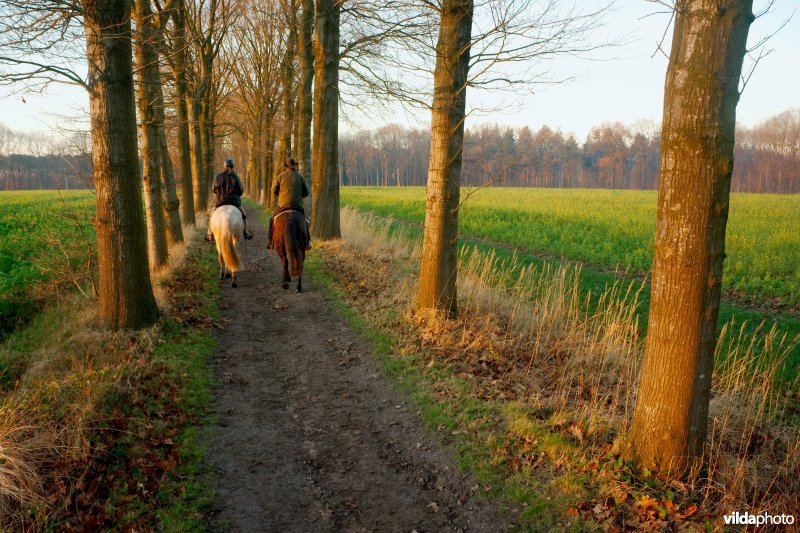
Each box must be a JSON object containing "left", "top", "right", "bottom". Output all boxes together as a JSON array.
[{"left": 205, "top": 216, "right": 511, "bottom": 532}]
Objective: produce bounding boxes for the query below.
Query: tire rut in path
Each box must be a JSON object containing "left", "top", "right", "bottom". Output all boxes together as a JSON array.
[{"left": 205, "top": 216, "right": 512, "bottom": 532}]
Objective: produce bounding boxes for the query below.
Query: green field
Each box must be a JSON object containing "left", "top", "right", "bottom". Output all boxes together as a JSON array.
[
  {"left": 341, "top": 187, "right": 800, "bottom": 307},
  {"left": 341, "top": 187, "right": 800, "bottom": 382},
  {"left": 0, "top": 190, "right": 96, "bottom": 334}
]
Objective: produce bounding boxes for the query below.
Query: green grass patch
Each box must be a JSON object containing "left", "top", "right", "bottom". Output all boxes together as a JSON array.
[
  {"left": 341, "top": 187, "right": 800, "bottom": 307},
  {"left": 341, "top": 188, "right": 800, "bottom": 384},
  {"left": 0, "top": 190, "right": 96, "bottom": 336}
]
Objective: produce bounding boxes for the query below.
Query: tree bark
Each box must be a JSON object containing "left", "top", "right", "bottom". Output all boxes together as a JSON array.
[
  {"left": 296, "top": 0, "right": 314, "bottom": 179},
  {"left": 150, "top": 0, "right": 184, "bottom": 245},
  {"left": 188, "top": 97, "right": 206, "bottom": 213},
  {"left": 173, "top": 0, "right": 195, "bottom": 225},
  {"left": 83, "top": 0, "right": 159, "bottom": 329},
  {"left": 626, "top": 0, "right": 753, "bottom": 473},
  {"left": 311, "top": 0, "right": 340, "bottom": 239},
  {"left": 133, "top": 0, "right": 169, "bottom": 268},
  {"left": 415, "top": 0, "right": 473, "bottom": 316},
  {"left": 261, "top": 111, "right": 274, "bottom": 207},
  {"left": 272, "top": 9, "right": 297, "bottom": 205}
]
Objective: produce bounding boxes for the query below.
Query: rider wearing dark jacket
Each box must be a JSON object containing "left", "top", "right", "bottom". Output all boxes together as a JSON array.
[
  {"left": 205, "top": 159, "right": 253, "bottom": 241},
  {"left": 267, "top": 158, "right": 310, "bottom": 250}
]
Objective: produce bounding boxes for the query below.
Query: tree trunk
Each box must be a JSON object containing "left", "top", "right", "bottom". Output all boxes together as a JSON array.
[
  {"left": 261, "top": 112, "right": 274, "bottom": 207},
  {"left": 246, "top": 126, "right": 260, "bottom": 199},
  {"left": 415, "top": 0, "right": 473, "bottom": 316},
  {"left": 311, "top": 0, "right": 340, "bottom": 239},
  {"left": 296, "top": 0, "right": 314, "bottom": 213},
  {"left": 272, "top": 12, "right": 297, "bottom": 208},
  {"left": 133, "top": 0, "right": 169, "bottom": 268},
  {"left": 173, "top": 0, "right": 195, "bottom": 225},
  {"left": 626, "top": 0, "right": 753, "bottom": 473},
  {"left": 189, "top": 96, "right": 205, "bottom": 214},
  {"left": 157, "top": 125, "right": 184, "bottom": 244},
  {"left": 202, "top": 89, "right": 215, "bottom": 197},
  {"left": 149, "top": 0, "right": 183, "bottom": 245},
  {"left": 83, "top": 0, "right": 159, "bottom": 329}
]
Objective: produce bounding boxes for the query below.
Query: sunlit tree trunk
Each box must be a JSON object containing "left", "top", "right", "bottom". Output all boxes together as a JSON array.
[
  {"left": 296, "top": 0, "right": 314, "bottom": 213},
  {"left": 261, "top": 111, "right": 274, "bottom": 206},
  {"left": 173, "top": 0, "right": 195, "bottom": 225},
  {"left": 133, "top": 0, "right": 169, "bottom": 268},
  {"left": 626, "top": 0, "right": 753, "bottom": 473},
  {"left": 311, "top": 0, "right": 340, "bottom": 238},
  {"left": 83, "top": 0, "right": 158, "bottom": 329},
  {"left": 150, "top": 0, "right": 183, "bottom": 245},
  {"left": 189, "top": 96, "right": 205, "bottom": 213},
  {"left": 272, "top": 9, "right": 296, "bottom": 203},
  {"left": 415, "top": 0, "right": 473, "bottom": 315}
]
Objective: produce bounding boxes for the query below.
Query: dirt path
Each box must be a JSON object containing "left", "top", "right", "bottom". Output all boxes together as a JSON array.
[{"left": 205, "top": 216, "right": 512, "bottom": 532}]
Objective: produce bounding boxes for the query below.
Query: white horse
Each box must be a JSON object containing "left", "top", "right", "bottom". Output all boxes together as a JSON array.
[{"left": 209, "top": 205, "right": 243, "bottom": 287}]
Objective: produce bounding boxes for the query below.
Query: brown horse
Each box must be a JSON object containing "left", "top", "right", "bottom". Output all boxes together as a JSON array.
[{"left": 272, "top": 208, "right": 309, "bottom": 292}]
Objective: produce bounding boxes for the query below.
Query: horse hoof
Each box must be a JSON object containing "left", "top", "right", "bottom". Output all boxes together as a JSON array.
[
  {"left": 296, "top": 287, "right": 303, "bottom": 293},
  {"left": 225, "top": 272, "right": 232, "bottom": 279},
  {"left": 282, "top": 282, "right": 289, "bottom": 290},
  {"left": 231, "top": 282, "right": 238, "bottom": 288}
]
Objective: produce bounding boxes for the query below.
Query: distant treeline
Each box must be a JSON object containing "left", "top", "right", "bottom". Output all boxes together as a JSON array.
[
  {"left": 339, "top": 109, "right": 800, "bottom": 194},
  {"left": 0, "top": 154, "right": 93, "bottom": 191},
  {"left": 2, "top": 110, "right": 798, "bottom": 194}
]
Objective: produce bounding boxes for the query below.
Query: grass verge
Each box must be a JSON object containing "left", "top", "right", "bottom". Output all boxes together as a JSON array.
[
  {"left": 0, "top": 225, "right": 218, "bottom": 530},
  {"left": 303, "top": 206, "right": 799, "bottom": 531}
]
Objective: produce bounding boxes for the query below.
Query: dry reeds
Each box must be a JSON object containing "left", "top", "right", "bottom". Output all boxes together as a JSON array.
[{"left": 336, "top": 205, "right": 800, "bottom": 518}]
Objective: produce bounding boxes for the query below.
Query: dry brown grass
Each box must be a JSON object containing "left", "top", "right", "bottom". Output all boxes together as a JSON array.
[
  {"left": 335, "top": 205, "right": 800, "bottom": 519},
  {"left": 0, "top": 221, "right": 204, "bottom": 528}
]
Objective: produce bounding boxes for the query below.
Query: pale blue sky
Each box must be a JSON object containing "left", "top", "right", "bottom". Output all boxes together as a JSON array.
[{"left": 0, "top": 1, "right": 797, "bottom": 143}]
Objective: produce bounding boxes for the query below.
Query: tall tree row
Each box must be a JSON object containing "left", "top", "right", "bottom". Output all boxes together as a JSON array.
[
  {"left": 85, "top": 0, "right": 160, "bottom": 328},
  {"left": 626, "top": 0, "right": 754, "bottom": 472}
]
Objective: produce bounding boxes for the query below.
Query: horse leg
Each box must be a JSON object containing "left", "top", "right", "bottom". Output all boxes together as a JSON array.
[
  {"left": 231, "top": 271, "right": 237, "bottom": 288},
  {"left": 296, "top": 274, "right": 302, "bottom": 293},
  {"left": 218, "top": 252, "right": 225, "bottom": 280},
  {"left": 281, "top": 254, "right": 290, "bottom": 290}
]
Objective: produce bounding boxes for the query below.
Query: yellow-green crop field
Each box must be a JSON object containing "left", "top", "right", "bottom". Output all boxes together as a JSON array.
[
  {"left": 0, "top": 190, "right": 95, "bottom": 334},
  {"left": 341, "top": 187, "right": 800, "bottom": 308}
]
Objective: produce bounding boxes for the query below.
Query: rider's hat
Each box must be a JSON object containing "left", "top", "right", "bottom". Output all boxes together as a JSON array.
[{"left": 283, "top": 157, "right": 299, "bottom": 169}]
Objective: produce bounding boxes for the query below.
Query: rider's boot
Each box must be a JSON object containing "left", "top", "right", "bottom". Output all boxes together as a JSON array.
[{"left": 204, "top": 232, "right": 213, "bottom": 242}]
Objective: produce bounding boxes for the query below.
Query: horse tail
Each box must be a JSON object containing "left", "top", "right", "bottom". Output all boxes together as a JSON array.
[
  {"left": 211, "top": 206, "right": 241, "bottom": 272},
  {"left": 285, "top": 216, "right": 304, "bottom": 277},
  {"left": 220, "top": 232, "right": 241, "bottom": 272}
]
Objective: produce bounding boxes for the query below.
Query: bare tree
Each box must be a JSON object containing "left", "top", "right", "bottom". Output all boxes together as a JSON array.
[
  {"left": 626, "top": 0, "right": 754, "bottom": 473},
  {"left": 134, "top": 0, "right": 170, "bottom": 268},
  {"left": 295, "top": 0, "right": 315, "bottom": 187},
  {"left": 162, "top": 0, "right": 197, "bottom": 225},
  {"left": 310, "top": 0, "right": 341, "bottom": 238},
  {"left": 412, "top": 0, "right": 611, "bottom": 314},
  {"left": 0, "top": 0, "right": 159, "bottom": 329},
  {"left": 184, "top": 0, "right": 234, "bottom": 213}
]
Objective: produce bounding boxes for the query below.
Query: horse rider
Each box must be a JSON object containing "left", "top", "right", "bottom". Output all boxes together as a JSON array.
[
  {"left": 267, "top": 157, "right": 311, "bottom": 250},
  {"left": 204, "top": 159, "right": 253, "bottom": 242}
]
